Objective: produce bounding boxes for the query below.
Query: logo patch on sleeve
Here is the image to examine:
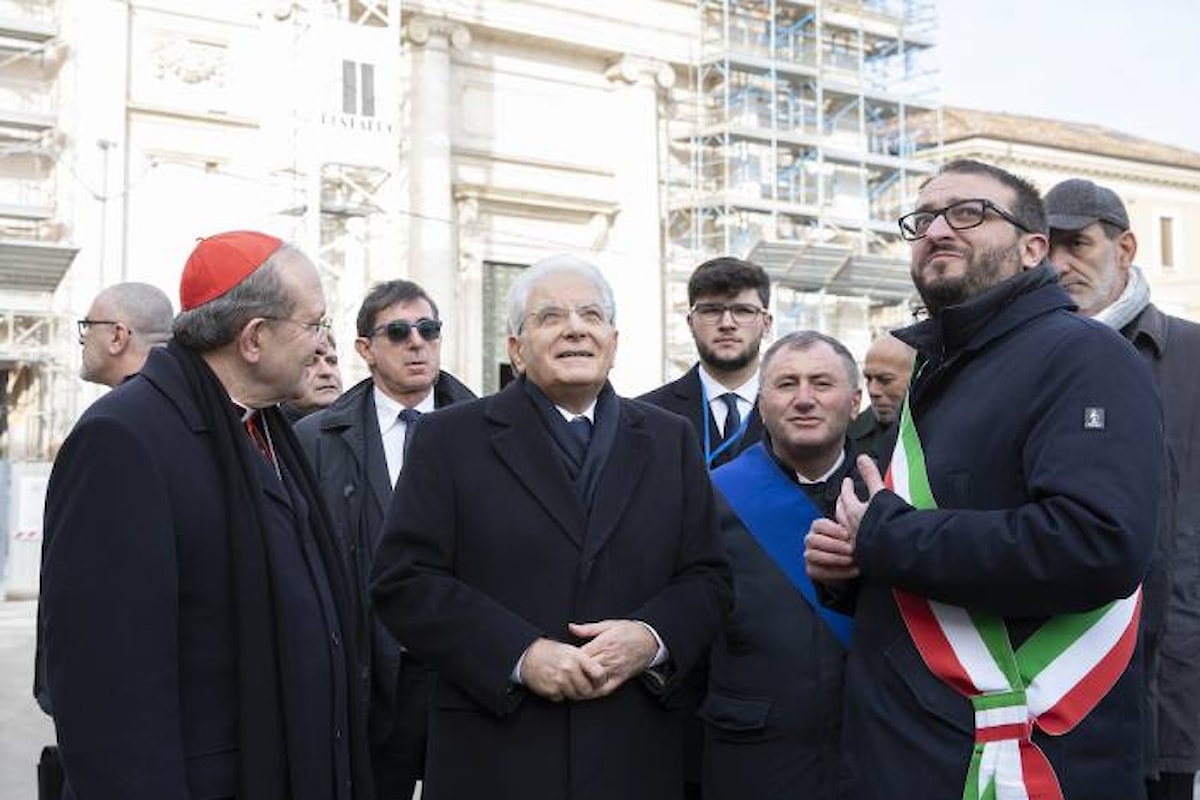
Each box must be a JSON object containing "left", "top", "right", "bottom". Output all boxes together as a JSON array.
[{"left": 1084, "top": 407, "right": 1106, "bottom": 430}]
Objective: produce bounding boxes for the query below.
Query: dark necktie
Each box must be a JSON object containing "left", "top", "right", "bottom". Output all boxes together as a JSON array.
[
  {"left": 720, "top": 392, "right": 742, "bottom": 442},
  {"left": 398, "top": 408, "right": 422, "bottom": 460},
  {"left": 244, "top": 410, "right": 275, "bottom": 465},
  {"left": 569, "top": 415, "right": 593, "bottom": 450}
]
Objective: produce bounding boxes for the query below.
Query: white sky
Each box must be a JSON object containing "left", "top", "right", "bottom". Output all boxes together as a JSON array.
[{"left": 936, "top": 0, "right": 1200, "bottom": 153}]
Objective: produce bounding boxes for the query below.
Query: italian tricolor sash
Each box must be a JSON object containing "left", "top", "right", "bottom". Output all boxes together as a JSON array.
[{"left": 887, "top": 394, "right": 1141, "bottom": 800}]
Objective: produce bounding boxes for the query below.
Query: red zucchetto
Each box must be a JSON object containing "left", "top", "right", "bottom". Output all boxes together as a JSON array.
[{"left": 180, "top": 230, "right": 282, "bottom": 311}]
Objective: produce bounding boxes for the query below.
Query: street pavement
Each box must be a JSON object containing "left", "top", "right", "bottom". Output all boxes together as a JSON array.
[{"left": 0, "top": 600, "right": 52, "bottom": 800}]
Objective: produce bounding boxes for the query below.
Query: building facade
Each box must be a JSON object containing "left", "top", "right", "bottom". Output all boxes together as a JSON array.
[
  {"left": 1, "top": 0, "right": 1198, "bottom": 462},
  {"left": 910, "top": 107, "right": 1200, "bottom": 320}
]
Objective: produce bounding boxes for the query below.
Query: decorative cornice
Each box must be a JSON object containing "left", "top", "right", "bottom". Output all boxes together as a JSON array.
[
  {"left": 406, "top": 16, "right": 471, "bottom": 50},
  {"left": 604, "top": 56, "right": 675, "bottom": 90}
]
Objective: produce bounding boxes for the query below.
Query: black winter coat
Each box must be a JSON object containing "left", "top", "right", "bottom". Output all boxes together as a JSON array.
[{"left": 841, "top": 266, "right": 1163, "bottom": 800}]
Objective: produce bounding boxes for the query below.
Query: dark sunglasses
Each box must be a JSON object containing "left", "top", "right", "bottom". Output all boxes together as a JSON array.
[{"left": 370, "top": 317, "right": 442, "bottom": 343}]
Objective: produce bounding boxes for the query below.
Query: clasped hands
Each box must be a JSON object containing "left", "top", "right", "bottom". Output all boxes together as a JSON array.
[
  {"left": 804, "top": 454, "right": 885, "bottom": 582},
  {"left": 519, "top": 619, "right": 657, "bottom": 703}
]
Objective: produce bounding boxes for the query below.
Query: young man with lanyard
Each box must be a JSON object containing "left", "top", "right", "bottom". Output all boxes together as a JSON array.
[
  {"left": 639, "top": 256, "right": 772, "bottom": 469},
  {"left": 806, "top": 160, "right": 1162, "bottom": 799}
]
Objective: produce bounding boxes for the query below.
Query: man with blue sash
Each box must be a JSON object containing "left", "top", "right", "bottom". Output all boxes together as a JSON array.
[{"left": 701, "top": 330, "right": 859, "bottom": 800}]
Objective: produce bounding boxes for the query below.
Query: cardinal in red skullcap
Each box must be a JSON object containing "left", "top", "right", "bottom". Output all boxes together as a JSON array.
[{"left": 40, "top": 230, "right": 373, "bottom": 800}]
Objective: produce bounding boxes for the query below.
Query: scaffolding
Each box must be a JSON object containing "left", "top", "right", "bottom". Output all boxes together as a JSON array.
[
  {"left": 0, "top": 0, "right": 77, "bottom": 460},
  {"left": 667, "top": 0, "right": 941, "bottom": 354},
  {"left": 272, "top": 0, "right": 401, "bottom": 374}
]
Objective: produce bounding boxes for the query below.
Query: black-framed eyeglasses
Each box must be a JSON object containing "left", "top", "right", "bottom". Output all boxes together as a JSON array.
[
  {"left": 263, "top": 316, "right": 332, "bottom": 336},
  {"left": 77, "top": 319, "right": 121, "bottom": 341},
  {"left": 370, "top": 317, "right": 442, "bottom": 343},
  {"left": 898, "top": 198, "right": 1033, "bottom": 241},
  {"left": 690, "top": 302, "right": 768, "bottom": 326}
]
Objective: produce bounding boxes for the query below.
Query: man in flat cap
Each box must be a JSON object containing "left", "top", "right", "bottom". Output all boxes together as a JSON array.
[
  {"left": 1047, "top": 178, "right": 1200, "bottom": 800},
  {"left": 39, "top": 231, "right": 372, "bottom": 800}
]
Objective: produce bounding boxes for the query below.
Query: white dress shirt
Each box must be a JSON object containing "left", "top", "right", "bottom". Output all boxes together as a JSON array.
[
  {"left": 697, "top": 366, "right": 758, "bottom": 437},
  {"left": 374, "top": 387, "right": 436, "bottom": 486}
]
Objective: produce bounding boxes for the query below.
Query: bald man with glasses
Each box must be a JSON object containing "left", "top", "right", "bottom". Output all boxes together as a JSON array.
[
  {"left": 295, "top": 279, "right": 474, "bottom": 800},
  {"left": 77, "top": 282, "right": 174, "bottom": 388}
]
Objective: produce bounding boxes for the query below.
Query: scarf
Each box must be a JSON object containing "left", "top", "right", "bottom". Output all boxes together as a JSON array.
[
  {"left": 522, "top": 376, "right": 617, "bottom": 512},
  {"left": 1094, "top": 264, "right": 1151, "bottom": 331},
  {"left": 168, "top": 342, "right": 372, "bottom": 800}
]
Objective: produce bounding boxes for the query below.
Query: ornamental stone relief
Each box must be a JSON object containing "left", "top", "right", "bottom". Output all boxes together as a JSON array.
[{"left": 154, "top": 37, "right": 228, "bottom": 87}]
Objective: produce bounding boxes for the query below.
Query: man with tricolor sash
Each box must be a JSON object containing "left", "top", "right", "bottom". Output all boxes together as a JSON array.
[
  {"left": 806, "top": 160, "right": 1163, "bottom": 800},
  {"left": 700, "top": 330, "right": 860, "bottom": 800}
]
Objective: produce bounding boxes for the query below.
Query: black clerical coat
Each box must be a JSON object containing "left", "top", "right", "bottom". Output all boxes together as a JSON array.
[{"left": 40, "top": 347, "right": 365, "bottom": 800}]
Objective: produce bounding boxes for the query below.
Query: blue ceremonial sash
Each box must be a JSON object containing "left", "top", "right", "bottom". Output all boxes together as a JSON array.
[{"left": 712, "top": 442, "right": 854, "bottom": 647}]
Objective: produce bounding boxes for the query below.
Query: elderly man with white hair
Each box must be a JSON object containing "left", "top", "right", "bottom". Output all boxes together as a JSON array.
[{"left": 370, "top": 254, "right": 731, "bottom": 800}]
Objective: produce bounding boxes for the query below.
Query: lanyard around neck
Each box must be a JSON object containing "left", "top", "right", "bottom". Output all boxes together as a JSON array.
[{"left": 701, "top": 381, "right": 751, "bottom": 469}]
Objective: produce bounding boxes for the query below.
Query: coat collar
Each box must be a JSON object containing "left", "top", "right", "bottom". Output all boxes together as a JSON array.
[
  {"left": 484, "top": 379, "right": 651, "bottom": 558},
  {"left": 314, "top": 378, "right": 389, "bottom": 512},
  {"left": 896, "top": 263, "right": 1072, "bottom": 363},
  {"left": 673, "top": 363, "right": 702, "bottom": 402},
  {"left": 1124, "top": 302, "right": 1168, "bottom": 358},
  {"left": 137, "top": 346, "right": 213, "bottom": 433}
]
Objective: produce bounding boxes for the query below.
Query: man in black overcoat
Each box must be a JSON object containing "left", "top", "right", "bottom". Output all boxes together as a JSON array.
[
  {"left": 39, "top": 231, "right": 372, "bottom": 800},
  {"left": 370, "top": 254, "right": 730, "bottom": 800},
  {"left": 297, "top": 279, "right": 474, "bottom": 799}
]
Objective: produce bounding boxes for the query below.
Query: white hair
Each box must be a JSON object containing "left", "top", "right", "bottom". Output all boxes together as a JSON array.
[{"left": 506, "top": 254, "right": 616, "bottom": 335}]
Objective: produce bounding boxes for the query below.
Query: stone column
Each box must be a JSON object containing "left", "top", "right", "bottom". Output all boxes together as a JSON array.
[
  {"left": 603, "top": 56, "right": 675, "bottom": 393},
  {"left": 455, "top": 193, "right": 484, "bottom": 392},
  {"left": 405, "top": 16, "right": 470, "bottom": 373}
]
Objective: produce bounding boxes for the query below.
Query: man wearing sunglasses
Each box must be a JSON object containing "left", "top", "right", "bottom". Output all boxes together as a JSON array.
[
  {"left": 296, "top": 279, "right": 474, "bottom": 800},
  {"left": 640, "top": 257, "right": 772, "bottom": 471},
  {"left": 77, "top": 281, "right": 174, "bottom": 388},
  {"left": 806, "top": 160, "right": 1163, "bottom": 799}
]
